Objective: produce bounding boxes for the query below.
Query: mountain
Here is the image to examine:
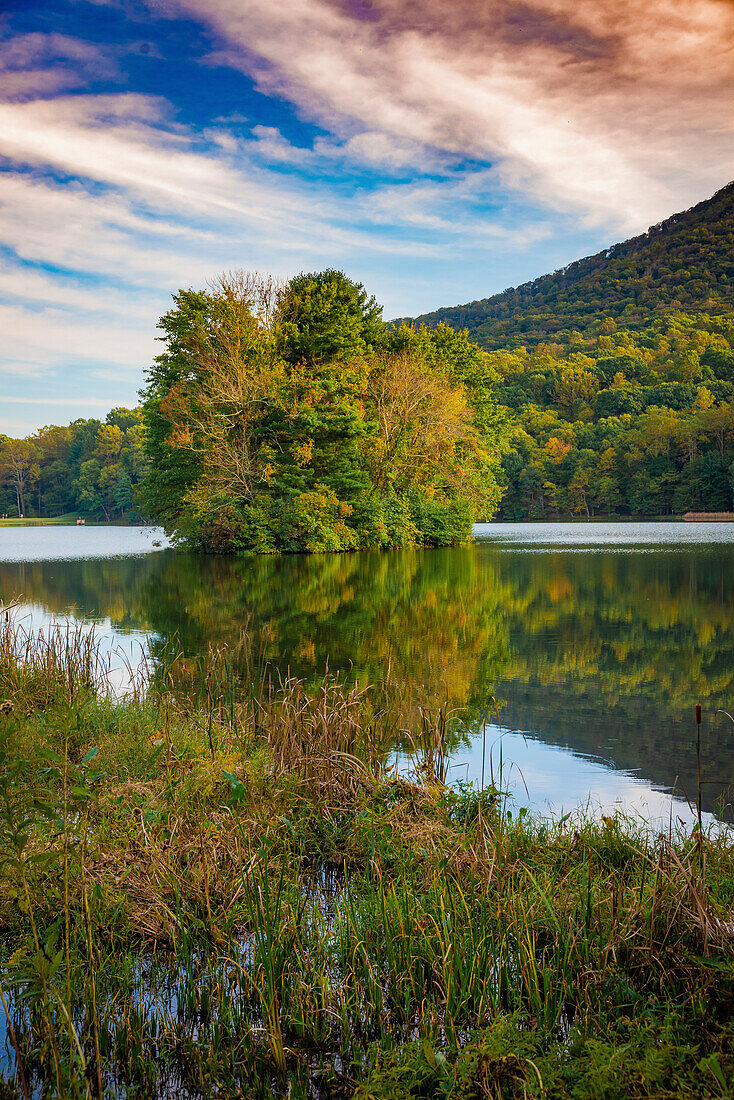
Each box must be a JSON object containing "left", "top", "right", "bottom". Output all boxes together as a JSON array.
[{"left": 396, "top": 182, "right": 734, "bottom": 350}]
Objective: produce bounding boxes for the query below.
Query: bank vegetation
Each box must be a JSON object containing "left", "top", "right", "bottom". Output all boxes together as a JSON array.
[{"left": 0, "top": 618, "right": 732, "bottom": 1097}]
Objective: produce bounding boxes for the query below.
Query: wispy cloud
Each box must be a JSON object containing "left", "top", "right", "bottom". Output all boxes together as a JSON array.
[
  {"left": 169, "top": 0, "right": 734, "bottom": 230},
  {"left": 0, "top": 93, "right": 454, "bottom": 255},
  {"left": 0, "top": 4, "right": 732, "bottom": 435},
  {"left": 0, "top": 31, "right": 119, "bottom": 99}
]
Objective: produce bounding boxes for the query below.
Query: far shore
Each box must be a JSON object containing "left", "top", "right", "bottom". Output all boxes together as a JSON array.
[
  {"left": 2, "top": 513, "right": 734, "bottom": 532},
  {"left": 0, "top": 514, "right": 148, "bottom": 528}
]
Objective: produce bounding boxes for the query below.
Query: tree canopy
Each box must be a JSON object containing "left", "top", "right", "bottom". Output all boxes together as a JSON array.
[
  {"left": 400, "top": 181, "right": 734, "bottom": 351},
  {"left": 486, "top": 312, "right": 734, "bottom": 518},
  {"left": 0, "top": 410, "right": 147, "bottom": 520},
  {"left": 139, "top": 270, "right": 506, "bottom": 553}
]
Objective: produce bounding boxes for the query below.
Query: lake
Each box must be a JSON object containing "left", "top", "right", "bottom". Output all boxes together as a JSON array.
[{"left": 1, "top": 521, "right": 733, "bottom": 827}]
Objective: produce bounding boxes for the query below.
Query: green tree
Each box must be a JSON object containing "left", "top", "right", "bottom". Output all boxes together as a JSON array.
[
  {"left": 0, "top": 438, "right": 39, "bottom": 516},
  {"left": 73, "top": 459, "right": 104, "bottom": 515},
  {"left": 138, "top": 288, "right": 216, "bottom": 526},
  {"left": 140, "top": 270, "right": 505, "bottom": 553},
  {"left": 276, "top": 268, "right": 383, "bottom": 366}
]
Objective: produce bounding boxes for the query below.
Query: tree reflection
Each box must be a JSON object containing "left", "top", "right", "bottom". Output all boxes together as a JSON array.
[{"left": 1, "top": 542, "right": 732, "bottom": 811}]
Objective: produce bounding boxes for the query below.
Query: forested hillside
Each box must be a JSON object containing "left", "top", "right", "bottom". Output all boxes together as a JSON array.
[
  {"left": 394, "top": 183, "right": 734, "bottom": 519},
  {"left": 399, "top": 182, "right": 734, "bottom": 350}
]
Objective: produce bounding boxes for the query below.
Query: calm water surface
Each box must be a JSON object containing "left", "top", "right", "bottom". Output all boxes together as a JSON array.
[{"left": 1, "top": 522, "right": 733, "bottom": 827}]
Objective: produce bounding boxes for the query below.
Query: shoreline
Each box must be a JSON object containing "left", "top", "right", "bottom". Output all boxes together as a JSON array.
[{"left": 1, "top": 622, "right": 733, "bottom": 1097}]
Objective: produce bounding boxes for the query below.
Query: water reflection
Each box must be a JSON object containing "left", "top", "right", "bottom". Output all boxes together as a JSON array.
[
  {"left": 0, "top": 524, "right": 170, "bottom": 562},
  {"left": 1, "top": 525, "right": 733, "bottom": 820},
  {"left": 434, "top": 726, "right": 719, "bottom": 831}
]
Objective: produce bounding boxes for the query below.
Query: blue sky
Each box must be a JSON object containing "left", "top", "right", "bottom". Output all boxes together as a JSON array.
[{"left": 1, "top": 0, "right": 733, "bottom": 435}]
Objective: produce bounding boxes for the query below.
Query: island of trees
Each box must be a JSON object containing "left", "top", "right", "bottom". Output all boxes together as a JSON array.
[
  {"left": 2, "top": 183, "right": 734, "bottom": 540},
  {"left": 138, "top": 269, "right": 504, "bottom": 552}
]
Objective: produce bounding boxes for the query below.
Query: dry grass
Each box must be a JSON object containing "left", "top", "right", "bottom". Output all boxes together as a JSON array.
[{"left": 0, "top": 622, "right": 733, "bottom": 1098}]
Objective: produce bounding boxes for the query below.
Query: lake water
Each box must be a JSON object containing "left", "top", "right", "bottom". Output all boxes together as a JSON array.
[{"left": 1, "top": 522, "right": 733, "bottom": 828}]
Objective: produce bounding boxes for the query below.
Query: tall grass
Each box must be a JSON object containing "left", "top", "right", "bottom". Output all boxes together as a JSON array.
[{"left": 0, "top": 619, "right": 732, "bottom": 1097}]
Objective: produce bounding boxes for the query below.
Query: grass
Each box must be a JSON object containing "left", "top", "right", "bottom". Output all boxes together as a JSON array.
[
  {"left": 0, "top": 617, "right": 733, "bottom": 1097},
  {"left": 0, "top": 514, "right": 80, "bottom": 528},
  {"left": 0, "top": 515, "right": 143, "bottom": 527}
]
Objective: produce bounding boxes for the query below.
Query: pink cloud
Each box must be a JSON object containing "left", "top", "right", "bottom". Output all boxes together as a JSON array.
[{"left": 165, "top": 0, "right": 734, "bottom": 230}]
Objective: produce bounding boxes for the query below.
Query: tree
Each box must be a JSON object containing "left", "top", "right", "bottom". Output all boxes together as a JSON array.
[
  {"left": 113, "top": 468, "right": 134, "bottom": 513},
  {"left": 276, "top": 268, "right": 383, "bottom": 366},
  {"left": 138, "top": 289, "right": 217, "bottom": 525},
  {"left": 32, "top": 423, "right": 73, "bottom": 515},
  {"left": 0, "top": 438, "right": 39, "bottom": 516},
  {"left": 544, "top": 437, "right": 572, "bottom": 464},
  {"left": 140, "top": 270, "right": 505, "bottom": 552},
  {"left": 697, "top": 451, "right": 732, "bottom": 510},
  {"left": 701, "top": 402, "right": 734, "bottom": 459},
  {"left": 95, "top": 424, "right": 126, "bottom": 464},
  {"left": 567, "top": 450, "right": 597, "bottom": 517},
  {"left": 553, "top": 362, "right": 599, "bottom": 418},
  {"left": 702, "top": 346, "right": 734, "bottom": 382},
  {"left": 74, "top": 459, "right": 104, "bottom": 515}
]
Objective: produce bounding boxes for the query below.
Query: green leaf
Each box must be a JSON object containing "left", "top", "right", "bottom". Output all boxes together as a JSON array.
[
  {"left": 700, "top": 1054, "right": 727, "bottom": 1092},
  {"left": 38, "top": 747, "right": 62, "bottom": 763},
  {"left": 32, "top": 799, "right": 60, "bottom": 821},
  {"left": 81, "top": 746, "right": 98, "bottom": 764},
  {"left": 48, "top": 947, "right": 65, "bottom": 981},
  {"left": 223, "top": 770, "right": 246, "bottom": 805}
]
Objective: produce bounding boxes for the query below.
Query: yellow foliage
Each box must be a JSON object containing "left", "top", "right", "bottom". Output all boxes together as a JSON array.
[{"left": 544, "top": 437, "right": 572, "bottom": 464}]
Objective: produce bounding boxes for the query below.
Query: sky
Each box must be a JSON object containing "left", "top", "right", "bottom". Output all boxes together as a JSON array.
[{"left": 1, "top": 0, "right": 733, "bottom": 436}]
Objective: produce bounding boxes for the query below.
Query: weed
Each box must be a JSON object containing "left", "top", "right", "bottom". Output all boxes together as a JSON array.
[{"left": 0, "top": 622, "right": 732, "bottom": 1097}]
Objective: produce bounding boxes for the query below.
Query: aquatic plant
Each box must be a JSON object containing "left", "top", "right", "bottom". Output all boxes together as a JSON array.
[{"left": 0, "top": 621, "right": 732, "bottom": 1097}]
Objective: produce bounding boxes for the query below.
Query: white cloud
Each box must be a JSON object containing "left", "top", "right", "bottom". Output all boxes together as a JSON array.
[
  {"left": 0, "top": 94, "right": 447, "bottom": 255},
  {"left": 165, "top": 0, "right": 734, "bottom": 231},
  {"left": 330, "top": 131, "right": 439, "bottom": 172},
  {"left": 0, "top": 301, "right": 157, "bottom": 372},
  {"left": 246, "top": 125, "right": 312, "bottom": 164},
  {"left": 0, "top": 31, "right": 118, "bottom": 100}
]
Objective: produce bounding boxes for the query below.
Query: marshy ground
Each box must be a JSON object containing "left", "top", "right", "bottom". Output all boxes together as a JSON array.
[{"left": 0, "top": 617, "right": 732, "bottom": 1098}]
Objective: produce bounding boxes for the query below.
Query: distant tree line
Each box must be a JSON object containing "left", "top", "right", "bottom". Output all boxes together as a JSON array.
[
  {"left": 0, "top": 408, "right": 147, "bottom": 520},
  {"left": 490, "top": 312, "right": 734, "bottom": 518}
]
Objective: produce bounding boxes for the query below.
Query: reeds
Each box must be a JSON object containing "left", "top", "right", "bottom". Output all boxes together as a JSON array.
[{"left": 0, "top": 624, "right": 732, "bottom": 1098}]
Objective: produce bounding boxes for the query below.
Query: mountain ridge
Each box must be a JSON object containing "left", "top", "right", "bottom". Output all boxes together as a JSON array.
[{"left": 394, "top": 181, "right": 734, "bottom": 350}]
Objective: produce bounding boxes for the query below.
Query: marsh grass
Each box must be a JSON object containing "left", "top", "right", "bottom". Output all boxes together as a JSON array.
[{"left": 0, "top": 618, "right": 732, "bottom": 1097}]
